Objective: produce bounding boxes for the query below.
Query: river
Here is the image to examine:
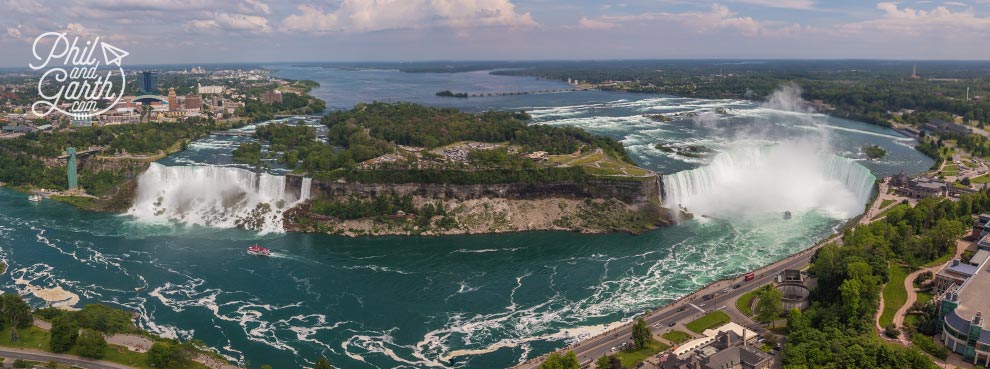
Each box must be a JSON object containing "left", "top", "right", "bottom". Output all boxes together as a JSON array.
[{"left": 0, "top": 65, "right": 933, "bottom": 368}]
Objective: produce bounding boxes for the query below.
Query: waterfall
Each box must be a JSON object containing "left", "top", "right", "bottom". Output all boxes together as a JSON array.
[
  {"left": 663, "top": 142, "right": 875, "bottom": 220},
  {"left": 128, "top": 163, "right": 311, "bottom": 233},
  {"left": 300, "top": 177, "right": 312, "bottom": 201}
]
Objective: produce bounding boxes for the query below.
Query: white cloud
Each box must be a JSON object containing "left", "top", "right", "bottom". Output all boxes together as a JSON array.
[
  {"left": 837, "top": 2, "right": 990, "bottom": 36},
  {"left": 239, "top": 0, "right": 270, "bottom": 15},
  {"left": 190, "top": 12, "right": 271, "bottom": 33},
  {"left": 281, "top": 0, "right": 539, "bottom": 33},
  {"left": 577, "top": 16, "right": 617, "bottom": 30},
  {"left": 577, "top": 4, "right": 779, "bottom": 37},
  {"left": 727, "top": 0, "right": 817, "bottom": 10}
]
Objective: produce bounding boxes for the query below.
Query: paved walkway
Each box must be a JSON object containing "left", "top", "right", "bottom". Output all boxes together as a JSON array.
[
  {"left": 891, "top": 240, "right": 970, "bottom": 344},
  {"left": 860, "top": 179, "right": 891, "bottom": 224},
  {"left": 0, "top": 347, "right": 136, "bottom": 369}
]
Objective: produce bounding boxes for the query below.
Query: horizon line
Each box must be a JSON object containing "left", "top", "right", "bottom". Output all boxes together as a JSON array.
[{"left": 3, "top": 57, "right": 990, "bottom": 70}]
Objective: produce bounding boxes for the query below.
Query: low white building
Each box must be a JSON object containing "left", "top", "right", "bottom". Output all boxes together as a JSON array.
[
  {"left": 673, "top": 322, "right": 758, "bottom": 356},
  {"left": 197, "top": 83, "right": 224, "bottom": 95}
]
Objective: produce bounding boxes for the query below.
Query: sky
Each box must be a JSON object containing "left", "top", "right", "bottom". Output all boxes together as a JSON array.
[{"left": 1, "top": 0, "right": 989, "bottom": 67}]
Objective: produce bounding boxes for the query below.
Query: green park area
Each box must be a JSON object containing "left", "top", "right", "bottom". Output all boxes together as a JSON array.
[
  {"left": 615, "top": 339, "right": 669, "bottom": 368},
  {"left": 661, "top": 330, "right": 692, "bottom": 344},
  {"left": 686, "top": 311, "right": 731, "bottom": 334},
  {"left": 879, "top": 264, "right": 909, "bottom": 327},
  {"left": 735, "top": 289, "right": 760, "bottom": 317}
]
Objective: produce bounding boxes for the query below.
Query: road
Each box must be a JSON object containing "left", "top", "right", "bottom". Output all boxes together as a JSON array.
[
  {"left": 0, "top": 348, "right": 136, "bottom": 369},
  {"left": 512, "top": 238, "right": 827, "bottom": 369}
]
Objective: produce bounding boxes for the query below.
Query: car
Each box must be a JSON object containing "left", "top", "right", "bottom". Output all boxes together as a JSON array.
[
  {"left": 699, "top": 303, "right": 707, "bottom": 307},
  {"left": 678, "top": 306, "right": 686, "bottom": 312},
  {"left": 702, "top": 294, "right": 712, "bottom": 301},
  {"left": 722, "top": 288, "right": 730, "bottom": 293},
  {"left": 610, "top": 346, "right": 616, "bottom": 352},
  {"left": 668, "top": 322, "right": 676, "bottom": 327},
  {"left": 734, "top": 284, "right": 741, "bottom": 289}
]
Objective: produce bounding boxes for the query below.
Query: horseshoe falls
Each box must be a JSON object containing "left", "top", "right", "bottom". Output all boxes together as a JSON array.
[{"left": 662, "top": 142, "right": 876, "bottom": 220}]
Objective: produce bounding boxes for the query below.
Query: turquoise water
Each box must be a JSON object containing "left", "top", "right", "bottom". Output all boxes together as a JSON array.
[{"left": 0, "top": 66, "right": 933, "bottom": 368}]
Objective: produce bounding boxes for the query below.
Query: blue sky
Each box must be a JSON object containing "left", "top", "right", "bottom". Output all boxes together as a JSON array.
[{"left": 1, "top": 0, "right": 989, "bottom": 67}]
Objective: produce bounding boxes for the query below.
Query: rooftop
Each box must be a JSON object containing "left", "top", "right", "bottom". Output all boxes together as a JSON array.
[
  {"left": 703, "top": 345, "right": 770, "bottom": 369},
  {"left": 948, "top": 261, "right": 979, "bottom": 276},
  {"left": 973, "top": 250, "right": 990, "bottom": 267},
  {"left": 952, "top": 258, "right": 990, "bottom": 329}
]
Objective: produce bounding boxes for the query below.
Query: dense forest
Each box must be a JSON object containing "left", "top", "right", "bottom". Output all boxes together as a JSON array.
[
  {"left": 237, "top": 91, "right": 327, "bottom": 122},
  {"left": 241, "top": 103, "right": 637, "bottom": 185},
  {"left": 321, "top": 102, "right": 628, "bottom": 161},
  {"left": 782, "top": 192, "right": 990, "bottom": 368}
]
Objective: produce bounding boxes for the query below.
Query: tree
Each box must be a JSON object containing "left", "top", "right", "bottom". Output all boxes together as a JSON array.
[
  {"left": 75, "top": 329, "right": 107, "bottom": 359},
  {"left": 609, "top": 355, "right": 623, "bottom": 369},
  {"left": 147, "top": 342, "right": 176, "bottom": 368},
  {"left": 315, "top": 357, "right": 333, "bottom": 369},
  {"left": 596, "top": 355, "right": 610, "bottom": 369},
  {"left": 1, "top": 294, "right": 31, "bottom": 342},
  {"left": 755, "top": 285, "right": 784, "bottom": 327},
  {"left": 48, "top": 314, "right": 79, "bottom": 353},
  {"left": 631, "top": 318, "right": 652, "bottom": 349},
  {"left": 146, "top": 342, "right": 194, "bottom": 369},
  {"left": 885, "top": 324, "right": 901, "bottom": 338},
  {"left": 538, "top": 351, "right": 580, "bottom": 369}
]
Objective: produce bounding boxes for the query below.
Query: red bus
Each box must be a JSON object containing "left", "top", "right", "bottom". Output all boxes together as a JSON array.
[{"left": 744, "top": 272, "right": 756, "bottom": 281}]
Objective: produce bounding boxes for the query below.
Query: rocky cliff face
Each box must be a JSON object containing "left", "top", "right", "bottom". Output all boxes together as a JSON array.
[
  {"left": 286, "top": 175, "right": 670, "bottom": 236},
  {"left": 294, "top": 175, "right": 663, "bottom": 205}
]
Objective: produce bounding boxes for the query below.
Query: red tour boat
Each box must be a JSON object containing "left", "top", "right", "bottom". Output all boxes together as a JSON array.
[{"left": 247, "top": 244, "right": 271, "bottom": 256}]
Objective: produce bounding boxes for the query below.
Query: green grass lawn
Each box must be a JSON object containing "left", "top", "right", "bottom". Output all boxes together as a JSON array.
[
  {"left": 879, "top": 199, "right": 896, "bottom": 209},
  {"left": 686, "top": 311, "right": 731, "bottom": 334},
  {"left": 904, "top": 314, "right": 918, "bottom": 328},
  {"left": 615, "top": 339, "right": 669, "bottom": 368},
  {"left": 880, "top": 264, "right": 910, "bottom": 327},
  {"left": 916, "top": 290, "right": 934, "bottom": 305},
  {"left": 661, "top": 330, "right": 691, "bottom": 344},
  {"left": 0, "top": 326, "right": 51, "bottom": 350},
  {"left": 735, "top": 289, "right": 759, "bottom": 317},
  {"left": 973, "top": 174, "right": 990, "bottom": 184},
  {"left": 944, "top": 164, "right": 960, "bottom": 172},
  {"left": 922, "top": 243, "right": 959, "bottom": 268}
]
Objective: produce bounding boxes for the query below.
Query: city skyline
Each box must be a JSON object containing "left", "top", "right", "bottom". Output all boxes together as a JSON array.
[{"left": 1, "top": 0, "right": 990, "bottom": 67}]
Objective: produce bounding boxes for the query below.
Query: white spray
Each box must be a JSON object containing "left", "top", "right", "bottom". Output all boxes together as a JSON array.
[
  {"left": 127, "top": 163, "right": 313, "bottom": 233},
  {"left": 667, "top": 83, "right": 875, "bottom": 220}
]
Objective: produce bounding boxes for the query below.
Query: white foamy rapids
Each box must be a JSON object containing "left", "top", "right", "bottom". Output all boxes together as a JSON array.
[
  {"left": 663, "top": 142, "right": 875, "bottom": 219},
  {"left": 128, "top": 163, "right": 313, "bottom": 233}
]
